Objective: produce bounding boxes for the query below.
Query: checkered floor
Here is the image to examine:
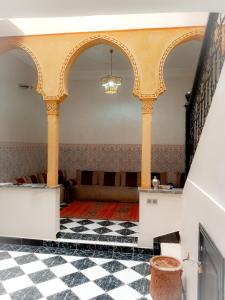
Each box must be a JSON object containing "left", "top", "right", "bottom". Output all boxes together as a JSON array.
[
  {"left": 60, "top": 219, "right": 138, "bottom": 237},
  {"left": 0, "top": 250, "right": 152, "bottom": 300},
  {"left": 58, "top": 219, "right": 139, "bottom": 246}
]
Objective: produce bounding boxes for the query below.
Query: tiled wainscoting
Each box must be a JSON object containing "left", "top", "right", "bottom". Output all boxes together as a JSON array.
[
  {"left": 0, "top": 142, "right": 47, "bottom": 182},
  {"left": 0, "top": 142, "right": 184, "bottom": 184}
]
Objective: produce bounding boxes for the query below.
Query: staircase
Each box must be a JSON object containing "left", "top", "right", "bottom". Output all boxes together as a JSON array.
[{"left": 185, "top": 13, "right": 225, "bottom": 175}]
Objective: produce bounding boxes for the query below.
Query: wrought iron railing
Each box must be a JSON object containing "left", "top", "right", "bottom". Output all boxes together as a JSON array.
[{"left": 185, "top": 13, "right": 225, "bottom": 175}]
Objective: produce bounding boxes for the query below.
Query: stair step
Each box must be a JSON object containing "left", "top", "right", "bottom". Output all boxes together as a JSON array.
[{"left": 0, "top": 235, "right": 154, "bottom": 262}]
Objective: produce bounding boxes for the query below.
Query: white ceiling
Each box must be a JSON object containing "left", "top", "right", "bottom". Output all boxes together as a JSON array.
[
  {"left": 9, "top": 40, "right": 202, "bottom": 80},
  {"left": 0, "top": 0, "right": 224, "bottom": 18},
  {"left": 5, "top": 13, "right": 208, "bottom": 36}
]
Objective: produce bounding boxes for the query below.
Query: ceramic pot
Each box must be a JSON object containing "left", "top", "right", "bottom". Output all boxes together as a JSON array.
[{"left": 150, "top": 256, "right": 182, "bottom": 300}]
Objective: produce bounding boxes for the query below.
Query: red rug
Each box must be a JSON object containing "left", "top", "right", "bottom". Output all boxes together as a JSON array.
[{"left": 61, "top": 200, "right": 139, "bottom": 222}]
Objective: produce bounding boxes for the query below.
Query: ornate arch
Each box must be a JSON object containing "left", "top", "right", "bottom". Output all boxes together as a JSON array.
[
  {"left": 0, "top": 41, "right": 43, "bottom": 97},
  {"left": 157, "top": 27, "right": 205, "bottom": 96},
  {"left": 59, "top": 34, "right": 141, "bottom": 100}
]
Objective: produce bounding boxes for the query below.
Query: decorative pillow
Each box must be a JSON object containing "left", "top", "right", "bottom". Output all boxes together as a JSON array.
[
  {"left": 120, "top": 172, "right": 140, "bottom": 187},
  {"left": 126, "top": 172, "right": 139, "bottom": 187},
  {"left": 15, "top": 177, "right": 26, "bottom": 184},
  {"left": 81, "top": 171, "right": 93, "bottom": 185},
  {"left": 42, "top": 172, "right": 47, "bottom": 183},
  {"left": 104, "top": 172, "right": 115, "bottom": 186},
  {"left": 98, "top": 171, "right": 120, "bottom": 186},
  {"left": 76, "top": 170, "right": 98, "bottom": 185},
  {"left": 38, "top": 173, "right": 47, "bottom": 184},
  {"left": 30, "top": 175, "right": 38, "bottom": 183},
  {"left": 176, "top": 172, "right": 185, "bottom": 188},
  {"left": 58, "top": 170, "right": 64, "bottom": 184},
  {"left": 25, "top": 176, "right": 32, "bottom": 184},
  {"left": 76, "top": 170, "right": 82, "bottom": 185},
  {"left": 160, "top": 172, "right": 167, "bottom": 185}
]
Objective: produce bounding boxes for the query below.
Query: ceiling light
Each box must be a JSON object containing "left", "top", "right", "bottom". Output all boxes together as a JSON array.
[{"left": 101, "top": 49, "right": 122, "bottom": 94}]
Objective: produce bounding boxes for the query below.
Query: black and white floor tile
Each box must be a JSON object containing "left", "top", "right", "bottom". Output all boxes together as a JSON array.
[
  {"left": 58, "top": 219, "right": 139, "bottom": 246},
  {"left": 0, "top": 249, "right": 153, "bottom": 300}
]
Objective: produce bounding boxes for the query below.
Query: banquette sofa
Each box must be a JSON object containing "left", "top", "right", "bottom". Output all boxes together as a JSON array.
[
  {"left": 14, "top": 170, "right": 74, "bottom": 203},
  {"left": 14, "top": 169, "right": 184, "bottom": 203},
  {"left": 74, "top": 170, "right": 168, "bottom": 203}
]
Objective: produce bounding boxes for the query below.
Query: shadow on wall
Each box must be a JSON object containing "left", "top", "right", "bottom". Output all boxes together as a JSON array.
[{"left": 0, "top": 20, "right": 24, "bottom": 37}]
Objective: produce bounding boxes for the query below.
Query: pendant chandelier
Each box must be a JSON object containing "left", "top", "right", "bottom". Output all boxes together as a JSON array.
[{"left": 101, "top": 49, "right": 122, "bottom": 94}]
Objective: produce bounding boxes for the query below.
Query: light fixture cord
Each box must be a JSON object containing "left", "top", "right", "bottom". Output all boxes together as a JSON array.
[{"left": 110, "top": 49, "right": 113, "bottom": 76}]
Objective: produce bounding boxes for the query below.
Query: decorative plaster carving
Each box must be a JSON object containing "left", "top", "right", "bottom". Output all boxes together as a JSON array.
[
  {"left": 46, "top": 101, "right": 60, "bottom": 115},
  {"left": 157, "top": 28, "right": 205, "bottom": 97},
  {"left": 59, "top": 34, "right": 141, "bottom": 100},
  {"left": 0, "top": 27, "right": 204, "bottom": 102},
  {"left": 141, "top": 99, "right": 156, "bottom": 114}
]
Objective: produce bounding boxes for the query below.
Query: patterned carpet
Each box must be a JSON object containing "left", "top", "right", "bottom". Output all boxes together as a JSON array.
[{"left": 61, "top": 201, "right": 139, "bottom": 222}]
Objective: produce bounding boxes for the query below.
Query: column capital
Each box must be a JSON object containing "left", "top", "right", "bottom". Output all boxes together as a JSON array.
[
  {"left": 46, "top": 100, "right": 60, "bottom": 116},
  {"left": 140, "top": 98, "right": 157, "bottom": 114}
]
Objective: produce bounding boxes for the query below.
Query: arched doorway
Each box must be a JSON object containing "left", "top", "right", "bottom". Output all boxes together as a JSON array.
[
  {"left": 152, "top": 40, "right": 202, "bottom": 187},
  {"left": 59, "top": 44, "right": 140, "bottom": 246},
  {"left": 0, "top": 48, "right": 47, "bottom": 183}
]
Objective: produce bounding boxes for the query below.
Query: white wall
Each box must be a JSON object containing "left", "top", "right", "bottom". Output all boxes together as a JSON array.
[
  {"left": 153, "top": 74, "right": 191, "bottom": 145},
  {"left": 139, "top": 190, "right": 182, "bottom": 248},
  {"left": 0, "top": 185, "right": 60, "bottom": 240},
  {"left": 0, "top": 51, "right": 47, "bottom": 143},
  {"left": 60, "top": 74, "right": 191, "bottom": 145},
  {"left": 181, "top": 64, "right": 225, "bottom": 300},
  {"left": 61, "top": 77, "right": 141, "bottom": 144},
  {"left": 0, "top": 50, "right": 192, "bottom": 146},
  {"left": 0, "top": 50, "right": 191, "bottom": 181}
]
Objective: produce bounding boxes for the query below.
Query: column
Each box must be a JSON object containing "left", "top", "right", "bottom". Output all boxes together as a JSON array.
[
  {"left": 46, "top": 100, "right": 60, "bottom": 187},
  {"left": 140, "top": 98, "right": 156, "bottom": 189}
]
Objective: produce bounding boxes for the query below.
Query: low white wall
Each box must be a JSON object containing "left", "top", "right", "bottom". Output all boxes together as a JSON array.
[
  {"left": 181, "top": 64, "right": 225, "bottom": 299},
  {"left": 0, "top": 186, "right": 60, "bottom": 240},
  {"left": 181, "top": 180, "right": 225, "bottom": 300},
  {"left": 138, "top": 190, "right": 182, "bottom": 248}
]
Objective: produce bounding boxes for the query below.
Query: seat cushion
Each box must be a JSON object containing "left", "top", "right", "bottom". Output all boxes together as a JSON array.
[
  {"left": 121, "top": 172, "right": 141, "bottom": 187},
  {"left": 74, "top": 185, "right": 138, "bottom": 202},
  {"left": 99, "top": 171, "right": 121, "bottom": 186}
]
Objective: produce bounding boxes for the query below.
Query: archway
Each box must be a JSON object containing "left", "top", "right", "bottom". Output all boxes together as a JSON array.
[
  {"left": 0, "top": 48, "right": 47, "bottom": 183},
  {"left": 0, "top": 42, "right": 43, "bottom": 97},
  {"left": 61, "top": 35, "right": 141, "bottom": 99},
  {"left": 154, "top": 39, "right": 202, "bottom": 187},
  {"left": 59, "top": 43, "right": 141, "bottom": 244},
  {"left": 158, "top": 29, "right": 204, "bottom": 96}
]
